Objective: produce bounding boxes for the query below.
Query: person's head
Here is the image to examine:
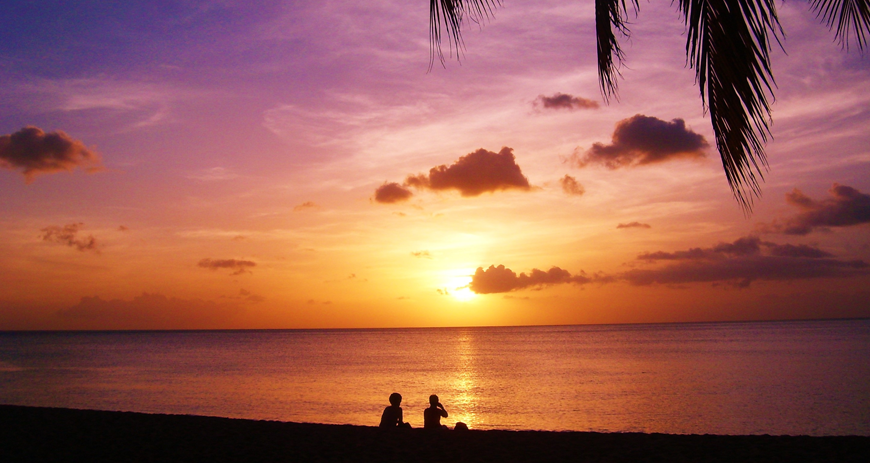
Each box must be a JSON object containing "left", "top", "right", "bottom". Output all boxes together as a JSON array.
[
  {"left": 389, "top": 392, "right": 402, "bottom": 406},
  {"left": 429, "top": 394, "right": 439, "bottom": 406}
]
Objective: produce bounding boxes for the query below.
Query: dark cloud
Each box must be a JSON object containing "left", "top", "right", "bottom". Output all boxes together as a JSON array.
[
  {"left": 559, "top": 175, "right": 585, "bottom": 196},
  {"left": 628, "top": 236, "right": 866, "bottom": 288},
  {"left": 197, "top": 258, "right": 257, "bottom": 275},
  {"left": 40, "top": 223, "right": 98, "bottom": 253},
  {"left": 470, "top": 235, "right": 866, "bottom": 294},
  {"left": 238, "top": 288, "right": 265, "bottom": 303},
  {"left": 293, "top": 201, "right": 318, "bottom": 212},
  {"left": 761, "top": 184, "right": 870, "bottom": 235},
  {"left": 374, "top": 182, "right": 413, "bottom": 204},
  {"left": 469, "top": 264, "right": 593, "bottom": 294},
  {"left": 411, "top": 250, "right": 432, "bottom": 259},
  {"left": 571, "top": 115, "right": 708, "bottom": 169},
  {"left": 118, "top": 225, "right": 129, "bottom": 232},
  {"left": 534, "top": 93, "right": 599, "bottom": 111},
  {"left": 56, "top": 293, "right": 241, "bottom": 330},
  {"left": 0, "top": 126, "right": 102, "bottom": 182},
  {"left": 404, "top": 147, "right": 531, "bottom": 196},
  {"left": 617, "top": 222, "right": 651, "bottom": 229}
]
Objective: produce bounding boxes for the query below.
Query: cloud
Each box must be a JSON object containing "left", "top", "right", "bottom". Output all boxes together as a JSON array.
[
  {"left": 559, "top": 175, "right": 585, "bottom": 196},
  {"left": 760, "top": 184, "right": 870, "bottom": 235},
  {"left": 470, "top": 235, "right": 867, "bottom": 294},
  {"left": 238, "top": 288, "right": 265, "bottom": 303},
  {"left": 197, "top": 258, "right": 257, "bottom": 275},
  {"left": 56, "top": 293, "right": 242, "bottom": 330},
  {"left": 627, "top": 236, "right": 866, "bottom": 288},
  {"left": 187, "top": 167, "right": 237, "bottom": 181},
  {"left": 293, "top": 201, "right": 318, "bottom": 212},
  {"left": 469, "top": 264, "right": 594, "bottom": 294},
  {"left": 411, "top": 250, "right": 432, "bottom": 259},
  {"left": 534, "top": 93, "right": 599, "bottom": 111},
  {"left": 374, "top": 182, "right": 413, "bottom": 204},
  {"left": 617, "top": 222, "right": 651, "bottom": 229},
  {"left": 118, "top": 225, "right": 130, "bottom": 232},
  {"left": 0, "top": 126, "right": 102, "bottom": 182},
  {"left": 571, "top": 115, "right": 708, "bottom": 169},
  {"left": 404, "top": 147, "right": 531, "bottom": 197},
  {"left": 40, "top": 223, "right": 98, "bottom": 253}
]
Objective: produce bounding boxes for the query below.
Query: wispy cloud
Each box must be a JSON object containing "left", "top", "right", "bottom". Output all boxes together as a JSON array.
[
  {"left": 40, "top": 223, "right": 99, "bottom": 253},
  {"left": 187, "top": 167, "right": 238, "bottom": 181},
  {"left": 559, "top": 174, "right": 585, "bottom": 196},
  {"left": 617, "top": 222, "right": 651, "bottom": 229},
  {"left": 197, "top": 258, "right": 257, "bottom": 275},
  {"left": 293, "top": 201, "right": 318, "bottom": 212}
]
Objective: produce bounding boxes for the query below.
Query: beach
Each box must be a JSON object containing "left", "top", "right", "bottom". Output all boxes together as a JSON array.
[{"left": 2, "top": 405, "right": 868, "bottom": 462}]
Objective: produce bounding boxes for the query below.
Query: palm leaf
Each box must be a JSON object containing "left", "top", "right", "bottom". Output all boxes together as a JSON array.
[
  {"left": 810, "top": 0, "right": 870, "bottom": 49},
  {"left": 429, "top": 0, "right": 500, "bottom": 68},
  {"left": 595, "top": 0, "right": 640, "bottom": 103},
  {"left": 678, "top": 0, "right": 783, "bottom": 211}
]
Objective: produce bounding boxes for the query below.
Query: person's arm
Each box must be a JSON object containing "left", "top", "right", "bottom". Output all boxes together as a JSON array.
[
  {"left": 438, "top": 403, "right": 448, "bottom": 418},
  {"left": 398, "top": 407, "right": 405, "bottom": 424}
]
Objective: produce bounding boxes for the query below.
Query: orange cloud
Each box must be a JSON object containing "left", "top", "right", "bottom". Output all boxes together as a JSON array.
[
  {"left": 559, "top": 175, "right": 585, "bottom": 196},
  {"left": 374, "top": 182, "right": 413, "bottom": 204},
  {"left": 571, "top": 115, "right": 707, "bottom": 169},
  {"left": 469, "top": 264, "right": 595, "bottom": 294},
  {"left": 534, "top": 93, "right": 599, "bottom": 111},
  {"left": 293, "top": 201, "right": 318, "bottom": 212},
  {"left": 40, "top": 223, "right": 98, "bottom": 253},
  {"left": 0, "top": 126, "right": 102, "bottom": 182},
  {"left": 617, "top": 222, "right": 651, "bottom": 229},
  {"left": 198, "top": 258, "right": 257, "bottom": 275},
  {"left": 404, "top": 147, "right": 531, "bottom": 197}
]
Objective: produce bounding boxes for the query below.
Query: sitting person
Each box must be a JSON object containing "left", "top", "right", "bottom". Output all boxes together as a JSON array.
[
  {"left": 423, "top": 394, "right": 449, "bottom": 430},
  {"left": 379, "top": 392, "right": 411, "bottom": 428}
]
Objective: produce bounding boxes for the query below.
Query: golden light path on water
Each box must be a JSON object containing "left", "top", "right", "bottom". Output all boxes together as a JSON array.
[{"left": 450, "top": 329, "right": 479, "bottom": 428}]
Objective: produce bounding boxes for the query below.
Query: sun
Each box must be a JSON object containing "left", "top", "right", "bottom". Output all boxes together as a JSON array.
[{"left": 446, "top": 274, "right": 477, "bottom": 302}]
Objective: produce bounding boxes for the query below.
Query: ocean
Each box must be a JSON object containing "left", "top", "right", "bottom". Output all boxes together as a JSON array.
[{"left": 1, "top": 319, "right": 868, "bottom": 435}]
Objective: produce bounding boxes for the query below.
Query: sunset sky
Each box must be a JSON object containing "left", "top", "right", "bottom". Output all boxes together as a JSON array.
[{"left": 1, "top": 0, "right": 868, "bottom": 330}]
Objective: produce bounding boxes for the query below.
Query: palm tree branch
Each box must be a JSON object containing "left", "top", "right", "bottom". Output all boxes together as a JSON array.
[
  {"left": 678, "top": 0, "right": 783, "bottom": 211},
  {"left": 810, "top": 0, "right": 870, "bottom": 50},
  {"left": 429, "top": 0, "right": 500, "bottom": 69},
  {"left": 595, "top": 0, "right": 640, "bottom": 102}
]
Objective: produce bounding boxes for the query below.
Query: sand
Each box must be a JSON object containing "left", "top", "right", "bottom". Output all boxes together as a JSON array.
[{"left": 1, "top": 405, "right": 868, "bottom": 462}]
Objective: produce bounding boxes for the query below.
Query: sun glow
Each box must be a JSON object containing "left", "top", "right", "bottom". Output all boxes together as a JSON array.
[{"left": 446, "top": 274, "right": 476, "bottom": 302}]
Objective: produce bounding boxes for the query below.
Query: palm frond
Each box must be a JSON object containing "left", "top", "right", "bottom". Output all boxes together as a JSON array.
[
  {"left": 810, "top": 0, "right": 870, "bottom": 49},
  {"left": 678, "top": 0, "right": 783, "bottom": 211},
  {"left": 595, "top": 0, "right": 640, "bottom": 102},
  {"left": 429, "top": 0, "right": 500, "bottom": 69}
]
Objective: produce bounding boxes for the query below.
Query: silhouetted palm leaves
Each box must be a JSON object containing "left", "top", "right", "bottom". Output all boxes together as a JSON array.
[{"left": 430, "top": 0, "right": 870, "bottom": 211}]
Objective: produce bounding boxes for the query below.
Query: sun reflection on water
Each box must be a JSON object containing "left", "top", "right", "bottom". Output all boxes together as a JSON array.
[{"left": 449, "top": 329, "right": 479, "bottom": 429}]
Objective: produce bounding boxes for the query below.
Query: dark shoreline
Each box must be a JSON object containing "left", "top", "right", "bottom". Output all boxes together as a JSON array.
[{"left": 2, "top": 405, "right": 868, "bottom": 462}]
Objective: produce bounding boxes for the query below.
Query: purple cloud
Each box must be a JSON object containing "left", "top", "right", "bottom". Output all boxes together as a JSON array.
[
  {"left": 571, "top": 115, "right": 708, "bottom": 169},
  {"left": 1, "top": 126, "right": 102, "bottom": 182}
]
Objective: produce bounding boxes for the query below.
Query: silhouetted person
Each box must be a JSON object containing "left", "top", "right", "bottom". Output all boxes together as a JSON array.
[
  {"left": 379, "top": 392, "right": 410, "bottom": 428},
  {"left": 423, "top": 394, "right": 449, "bottom": 430}
]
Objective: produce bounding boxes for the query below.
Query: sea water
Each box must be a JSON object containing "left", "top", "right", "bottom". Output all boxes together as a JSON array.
[{"left": 1, "top": 319, "right": 868, "bottom": 435}]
